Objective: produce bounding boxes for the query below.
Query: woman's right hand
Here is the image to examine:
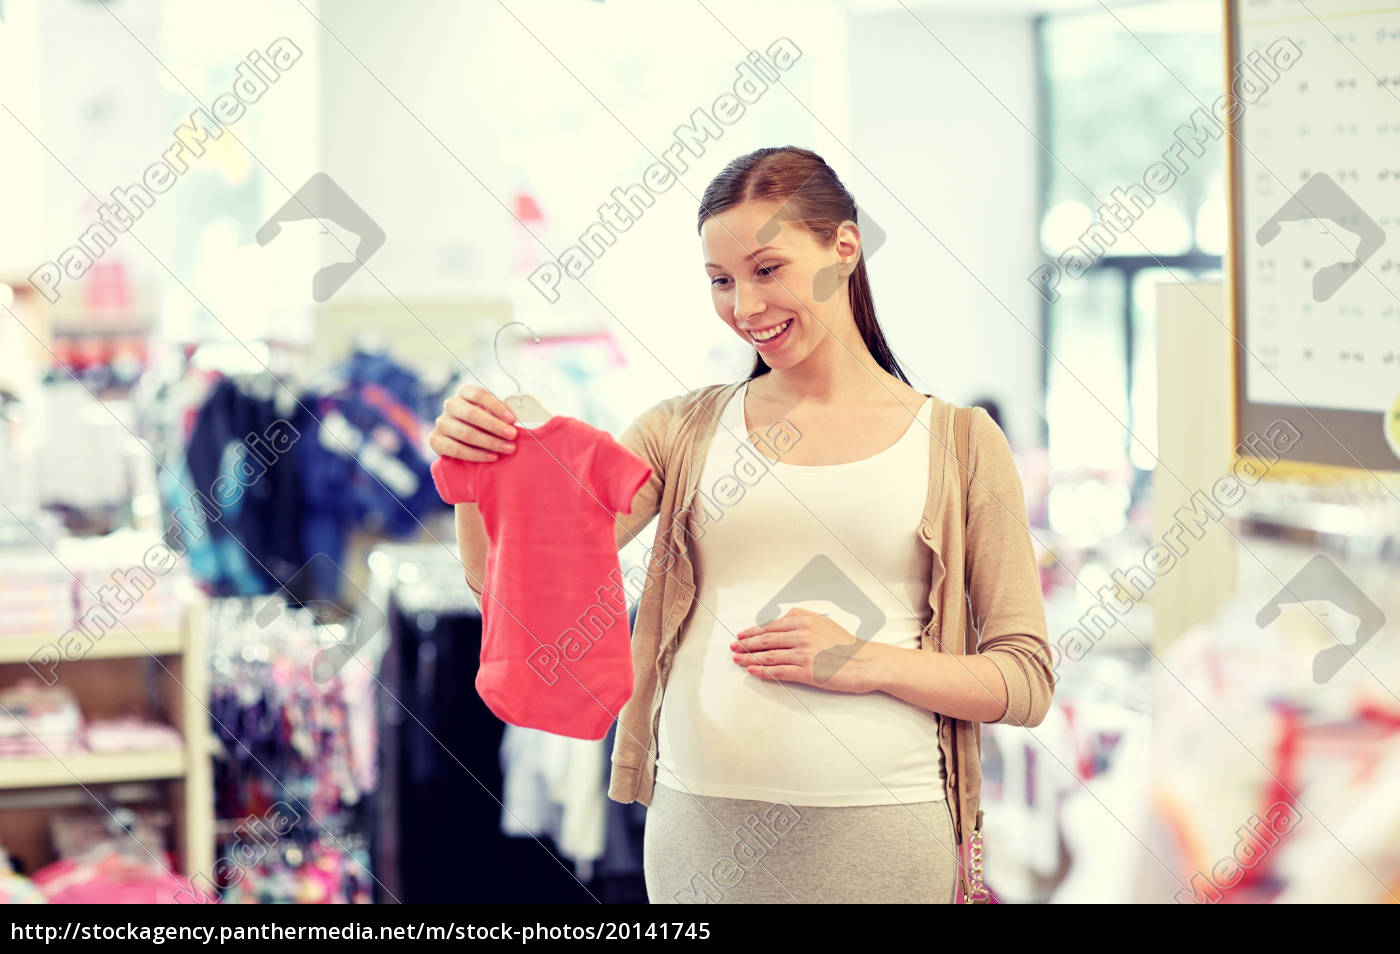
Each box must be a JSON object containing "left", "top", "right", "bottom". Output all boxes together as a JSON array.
[{"left": 428, "top": 384, "right": 519, "bottom": 462}]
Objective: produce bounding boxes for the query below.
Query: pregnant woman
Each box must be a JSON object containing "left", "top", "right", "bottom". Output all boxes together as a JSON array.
[{"left": 431, "top": 146, "right": 1054, "bottom": 904}]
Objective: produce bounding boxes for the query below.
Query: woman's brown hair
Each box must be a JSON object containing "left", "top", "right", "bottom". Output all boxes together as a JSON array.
[{"left": 696, "top": 146, "right": 910, "bottom": 384}]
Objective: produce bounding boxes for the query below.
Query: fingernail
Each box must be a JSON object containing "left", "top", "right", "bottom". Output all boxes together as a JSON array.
[{"left": 506, "top": 426, "right": 517, "bottom": 437}]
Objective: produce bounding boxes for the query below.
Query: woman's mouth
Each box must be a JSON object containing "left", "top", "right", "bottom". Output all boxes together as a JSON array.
[{"left": 747, "top": 318, "right": 793, "bottom": 350}]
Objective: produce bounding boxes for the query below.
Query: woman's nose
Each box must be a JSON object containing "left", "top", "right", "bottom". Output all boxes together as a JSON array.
[{"left": 733, "top": 282, "right": 763, "bottom": 322}]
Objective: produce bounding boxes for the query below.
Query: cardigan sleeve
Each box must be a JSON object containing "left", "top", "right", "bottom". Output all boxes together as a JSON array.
[
  {"left": 963, "top": 407, "right": 1056, "bottom": 728},
  {"left": 610, "top": 395, "right": 671, "bottom": 551}
]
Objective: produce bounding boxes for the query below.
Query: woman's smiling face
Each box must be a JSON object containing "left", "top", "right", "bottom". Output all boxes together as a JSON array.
[{"left": 701, "top": 199, "right": 853, "bottom": 367}]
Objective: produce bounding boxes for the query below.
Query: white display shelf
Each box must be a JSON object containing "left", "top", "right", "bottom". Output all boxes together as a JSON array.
[
  {"left": 0, "top": 629, "right": 183, "bottom": 665},
  {"left": 0, "top": 599, "right": 213, "bottom": 878},
  {"left": 0, "top": 748, "right": 186, "bottom": 790}
]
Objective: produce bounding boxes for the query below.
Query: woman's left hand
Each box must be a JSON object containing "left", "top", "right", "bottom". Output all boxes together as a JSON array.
[{"left": 730, "top": 607, "right": 886, "bottom": 694}]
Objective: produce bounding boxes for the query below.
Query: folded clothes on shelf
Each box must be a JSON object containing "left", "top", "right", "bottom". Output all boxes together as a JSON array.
[
  {"left": 0, "top": 680, "right": 83, "bottom": 756},
  {"left": 0, "top": 735, "right": 84, "bottom": 758},
  {"left": 82, "top": 717, "right": 183, "bottom": 753},
  {"left": 0, "top": 679, "right": 183, "bottom": 757}
]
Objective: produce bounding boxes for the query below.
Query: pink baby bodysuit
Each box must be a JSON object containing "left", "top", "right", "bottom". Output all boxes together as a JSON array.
[{"left": 430, "top": 415, "right": 652, "bottom": 740}]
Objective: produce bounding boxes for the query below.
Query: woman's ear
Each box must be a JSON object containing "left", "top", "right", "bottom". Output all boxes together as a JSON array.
[{"left": 834, "top": 217, "right": 856, "bottom": 259}]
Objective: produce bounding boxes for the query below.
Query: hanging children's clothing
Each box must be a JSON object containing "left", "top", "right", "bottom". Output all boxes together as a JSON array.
[
  {"left": 293, "top": 349, "right": 443, "bottom": 603},
  {"left": 430, "top": 415, "right": 652, "bottom": 740},
  {"left": 154, "top": 346, "right": 445, "bottom": 601},
  {"left": 206, "top": 598, "right": 377, "bottom": 903},
  {"left": 217, "top": 834, "right": 373, "bottom": 904},
  {"left": 497, "top": 725, "right": 609, "bottom": 881}
]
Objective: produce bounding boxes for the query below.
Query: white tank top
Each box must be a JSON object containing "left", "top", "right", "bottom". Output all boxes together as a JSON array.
[{"left": 654, "top": 380, "right": 947, "bottom": 806}]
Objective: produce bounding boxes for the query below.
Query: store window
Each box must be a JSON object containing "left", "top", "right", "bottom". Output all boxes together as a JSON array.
[{"left": 1037, "top": 3, "right": 1225, "bottom": 520}]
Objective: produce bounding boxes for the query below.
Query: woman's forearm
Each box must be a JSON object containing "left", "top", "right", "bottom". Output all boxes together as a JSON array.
[
  {"left": 870, "top": 643, "right": 1010, "bottom": 724},
  {"left": 455, "top": 503, "right": 489, "bottom": 597}
]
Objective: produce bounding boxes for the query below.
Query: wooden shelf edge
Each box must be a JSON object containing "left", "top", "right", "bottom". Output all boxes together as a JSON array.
[
  {"left": 0, "top": 629, "right": 184, "bottom": 664},
  {"left": 0, "top": 749, "right": 187, "bottom": 790}
]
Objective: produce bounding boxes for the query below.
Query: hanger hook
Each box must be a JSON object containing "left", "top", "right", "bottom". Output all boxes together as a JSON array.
[{"left": 493, "top": 322, "right": 541, "bottom": 395}]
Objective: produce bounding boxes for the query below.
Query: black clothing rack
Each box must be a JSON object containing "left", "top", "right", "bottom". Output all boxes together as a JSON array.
[{"left": 367, "top": 542, "right": 646, "bottom": 904}]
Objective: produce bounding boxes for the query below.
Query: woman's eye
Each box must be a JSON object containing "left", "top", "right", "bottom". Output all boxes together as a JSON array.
[{"left": 709, "top": 266, "right": 779, "bottom": 286}]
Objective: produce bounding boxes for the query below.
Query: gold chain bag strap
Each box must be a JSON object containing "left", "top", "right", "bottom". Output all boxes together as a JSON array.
[{"left": 953, "top": 405, "right": 990, "bottom": 904}]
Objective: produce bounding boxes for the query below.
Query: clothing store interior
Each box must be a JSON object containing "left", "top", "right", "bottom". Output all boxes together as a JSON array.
[{"left": 0, "top": 0, "right": 1397, "bottom": 906}]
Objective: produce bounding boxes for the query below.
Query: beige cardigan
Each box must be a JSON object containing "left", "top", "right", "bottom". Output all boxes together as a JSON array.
[{"left": 603, "top": 380, "right": 1055, "bottom": 896}]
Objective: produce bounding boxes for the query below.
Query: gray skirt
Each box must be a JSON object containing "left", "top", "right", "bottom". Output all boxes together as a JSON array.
[{"left": 643, "top": 781, "right": 959, "bottom": 904}]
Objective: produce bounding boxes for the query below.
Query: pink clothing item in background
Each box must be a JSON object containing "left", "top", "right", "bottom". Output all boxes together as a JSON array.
[
  {"left": 430, "top": 415, "right": 652, "bottom": 740},
  {"left": 83, "top": 717, "right": 184, "bottom": 753},
  {"left": 33, "top": 851, "right": 194, "bottom": 904}
]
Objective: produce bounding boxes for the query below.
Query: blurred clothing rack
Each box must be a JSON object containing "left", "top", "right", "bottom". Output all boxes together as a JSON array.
[{"left": 364, "top": 541, "right": 636, "bottom": 903}]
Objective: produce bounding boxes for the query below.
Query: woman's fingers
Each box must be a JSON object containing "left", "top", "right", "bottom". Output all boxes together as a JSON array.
[
  {"left": 427, "top": 429, "right": 500, "bottom": 462},
  {"left": 462, "top": 385, "right": 518, "bottom": 429},
  {"left": 437, "top": 403, "right": 516, "bottom": 451},
  {"left": 430, "top": 386, "right": 520, "bottom": 460},
  {"left": 453, "top": 389, "right": 517, "bottom": 439}
]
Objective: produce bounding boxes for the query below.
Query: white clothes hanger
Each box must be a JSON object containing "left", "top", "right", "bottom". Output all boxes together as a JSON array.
[{"left": 493, "top": 321, "right": 552, "bottom": 428}]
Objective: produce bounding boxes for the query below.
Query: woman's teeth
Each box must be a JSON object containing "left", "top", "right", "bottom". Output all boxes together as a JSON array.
[{"left": 751, "top": 319, "right": 791, "bottom": 341}]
